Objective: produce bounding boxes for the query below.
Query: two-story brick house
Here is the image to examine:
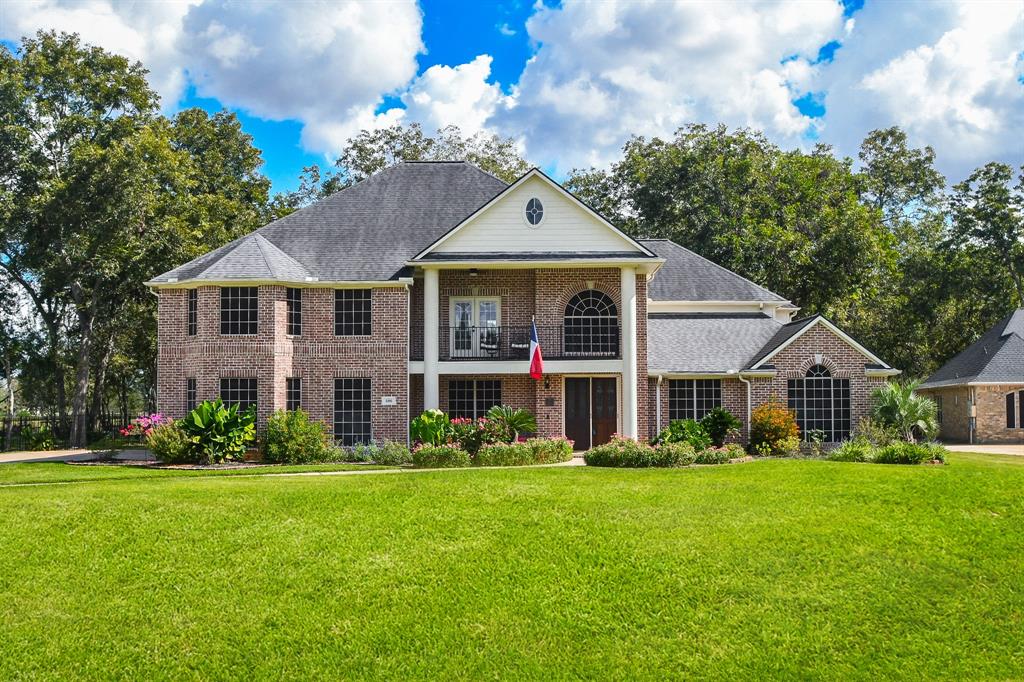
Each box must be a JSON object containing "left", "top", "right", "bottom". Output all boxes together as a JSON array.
[{"left": 148, "top": 161, "right": 898, "bottom": 449}]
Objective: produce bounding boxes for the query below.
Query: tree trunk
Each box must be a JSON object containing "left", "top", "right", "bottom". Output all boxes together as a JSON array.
[
  {"left": 69, "top": 285, "right": 99, "bottom": 448},
  {"left": 89, "top": 340, "right": 113, "bottom": 432},
  {"left": 3, "top": 352, "right": 13, "bottom": 451}
]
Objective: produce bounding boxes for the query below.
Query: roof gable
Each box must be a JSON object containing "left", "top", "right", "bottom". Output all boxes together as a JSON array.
[
  {"left": 747, "top": 315, "right": 891, "bottom": 369},
  {"left": 921, "top": 309, "right": 1024, "bottom": 387},
  {"left": 415, "top": 169, "right": 654, "bottom": 259}
]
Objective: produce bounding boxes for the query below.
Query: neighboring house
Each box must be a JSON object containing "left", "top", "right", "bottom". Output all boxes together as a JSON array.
[
  {"left": 148, "top": 161, "right": 898, "bottom": 449},
  {"left": 919, "top": 309, "right": 1024, "bottom": 444}
]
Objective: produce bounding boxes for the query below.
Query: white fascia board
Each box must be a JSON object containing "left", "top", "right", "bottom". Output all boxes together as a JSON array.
[
  {"left": 412, "top": 168, "right": 656, "bottom": 260},
  {"left": 147, "top": 278, "right": 414, "bottom": 289},
  {"left": 427, "top": 359, "right": 624, "bottom": 375},
  {"left": 408, "top": 258, "right": 663, "bottom": 275},
  {"left": 751, "top": 316, "right": 890, "bottom": 370},
  {"left": 866, "top": 368, "right": 902, "bottom": 378}
]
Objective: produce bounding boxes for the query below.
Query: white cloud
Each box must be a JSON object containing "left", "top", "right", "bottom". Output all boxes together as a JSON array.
[
  {"left": 818, "top": 0, "right": 1024, "bottom": 180},
  {"left": 1, "top": 0, "right": 424, "bottom": 155},
  {"left": 490, "top": 0, "right": 847, "bottom": 172},
  {"left": 497, "top": 23, "right": 516, "bottom": 37},
  {"left": 392, "top": 55, "right": 510, "bottom": 136}
]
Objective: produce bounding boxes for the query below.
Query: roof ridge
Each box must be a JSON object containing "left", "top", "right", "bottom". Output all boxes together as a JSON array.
[
  {"left": 190, "top": 235, "right": 251, "bottom": 279},
  {"left": 251, "top": 234, "right": 276, "bottom": 275},
  {"left": 661, "top": 240, "right": 790, "bottom": 302}
]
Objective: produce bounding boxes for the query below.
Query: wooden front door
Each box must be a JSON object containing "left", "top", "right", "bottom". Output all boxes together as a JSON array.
[{"left": 564, "top": 377, "right": 618, "bottom": 451}]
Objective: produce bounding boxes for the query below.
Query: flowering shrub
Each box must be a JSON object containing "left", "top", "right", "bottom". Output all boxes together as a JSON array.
[
  {"left": 146, "top": 421, "right": 192, "bottom": 464},
  {"left": 749, "top": 398, "right": 800, "bottom": 457},
  {"left": 447, "top": 416, "right": 505, "bottom": 455},
  {"left": 528, "top": 437, "right": 574, "bottom": 463},
  {"left": 120, "top": 413, "right": 171, "bottom": 443},
  {"left": 412, "top": 444, "right": 471, "bottom": 468},
  {"left": 694, "top": 444, "right": 746, "bottom": 464},
  {"left": 474, "top": 442, "right": 534, "bottom": 466},
  {"left": 585, "top": 436, "right": 657, "bottom": 467}
]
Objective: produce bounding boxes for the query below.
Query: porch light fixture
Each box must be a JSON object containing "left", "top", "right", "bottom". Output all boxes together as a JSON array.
[{"left": 469, "top": 268, "right": 479, "bottom": 277}]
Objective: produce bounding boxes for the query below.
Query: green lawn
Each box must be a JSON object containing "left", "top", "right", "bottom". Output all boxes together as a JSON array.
[
  {"left": 0, "top": 453, "right": 1021, "bottom": 680},
  {"left": 0, "top": 461, "right": 391, "bottom": 485}
]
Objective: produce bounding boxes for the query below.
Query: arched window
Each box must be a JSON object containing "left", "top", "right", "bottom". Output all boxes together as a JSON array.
[
  {"left": 564, "top": 290, "right": 618, "bottom": 356},
  {"left": 787, "top": 364, "right": 851, "bottom": 441}
]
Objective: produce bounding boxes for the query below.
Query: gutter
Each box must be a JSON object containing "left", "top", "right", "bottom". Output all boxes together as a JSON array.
[{"left": 655, "top": 375, "right": 664, "bottom": 434}]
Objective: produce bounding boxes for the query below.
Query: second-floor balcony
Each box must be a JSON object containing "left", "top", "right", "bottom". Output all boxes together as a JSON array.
[{"left": 410, "top": 324, "right": 621, "bottom": 361}]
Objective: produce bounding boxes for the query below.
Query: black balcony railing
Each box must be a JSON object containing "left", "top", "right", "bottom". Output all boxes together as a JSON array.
[{"left": 409, "top": 325, "right": 621, "bottom": 361}]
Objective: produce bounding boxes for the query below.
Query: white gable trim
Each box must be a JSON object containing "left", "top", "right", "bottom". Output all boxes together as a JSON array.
[
  {"left": 412, "top": 168, "right": 656, "bottom": 260},
  {"left": 751, "top": 316, "right": 891, "bottom": 370}
]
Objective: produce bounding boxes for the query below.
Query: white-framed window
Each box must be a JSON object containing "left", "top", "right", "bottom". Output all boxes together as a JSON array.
[
  {"left": 524, "top": 197, "right": 544, "bottom": 226},
  {"left": 450, "top": 297, "right": 500, "bottom": 358},
  {"left": 668, "top": 379, "right": 722, "bottom": 421}
]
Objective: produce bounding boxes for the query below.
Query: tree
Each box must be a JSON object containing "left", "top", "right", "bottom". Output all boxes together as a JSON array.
[
  {"left": 949, "top": 163, "right": 1024, "bottom": 305},
  {"left": 0, "top": 32, "right": 272, "bottom": 445}
]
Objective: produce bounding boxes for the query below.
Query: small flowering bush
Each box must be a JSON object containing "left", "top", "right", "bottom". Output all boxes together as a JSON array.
[
  {"left": 749, "top": 398, "right": 800, "bottom": 457},
  {"left": 528, "top": 436, "right": 574, "bottom": 463},
  {"left": 447, "top": 416, "right": 505, "bottom": 455},
  {"left": 412, "top": 444, "right": 471, "bottom": 468},
  {"left": 120, "top": 413, "right": 171, "bottom": 443}
]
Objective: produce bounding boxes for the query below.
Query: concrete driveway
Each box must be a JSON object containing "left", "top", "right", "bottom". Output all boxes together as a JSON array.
[{"left": 944, "top": 443, "right": 1024, "bottom": 457}]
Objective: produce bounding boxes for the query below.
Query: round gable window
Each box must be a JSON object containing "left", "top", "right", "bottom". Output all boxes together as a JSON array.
[{"left": 524, "top": 197, "right": 544, "bottom": 226}]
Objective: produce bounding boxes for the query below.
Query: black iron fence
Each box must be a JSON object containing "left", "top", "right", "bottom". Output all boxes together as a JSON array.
[
  {"left": 0, "top": 415, "right": 134, "bottom": 452},
  {"left": 410, "top": 324, "right": 621, "bottom": 361}
]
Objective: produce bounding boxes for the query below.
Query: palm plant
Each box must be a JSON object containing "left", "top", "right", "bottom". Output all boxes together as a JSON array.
[
  {"left": 871, "top": 380, "right": 938, "bottom": 443},
  {"left": 486, "top": 405, "right": 538, "bottom": 442}
]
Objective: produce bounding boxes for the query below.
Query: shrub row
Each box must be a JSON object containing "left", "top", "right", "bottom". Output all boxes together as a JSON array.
[
  {"left": 584, "top": 436, "right": 746, "bottom": 468},
  {"left": 828, "top": 438, "right": 947, "bottom": 465},
  {"left": 412, "top": 437, "right": 574, "bottom": 468}
]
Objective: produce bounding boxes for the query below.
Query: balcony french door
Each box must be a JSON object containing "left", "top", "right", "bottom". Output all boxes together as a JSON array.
[{"left": 450, "top": 297, "right": 501, "bottom": 358}]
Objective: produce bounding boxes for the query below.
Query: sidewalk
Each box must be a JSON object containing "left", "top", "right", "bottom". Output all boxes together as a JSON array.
[
  {"left": 945, "top": 443, "right": 1024, "bottom": 457},
  {"left": 0, "top": 449, "right": 152, "bottom": 464}
]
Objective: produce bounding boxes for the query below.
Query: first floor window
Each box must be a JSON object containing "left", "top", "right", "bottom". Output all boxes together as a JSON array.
[
  {"left": 668, "top": 379, "right": 722, "bottom": 421},
  {"left": 287, "top": 377, "right": 302, "bottom": 412},
  {"left": 220, "top": 377, "right": 257, "bottom": 413},
  {"left": 185, "top": 377, "right": 197, "bottom": 413},
  {"left": 286, "top": 288, "right": 302, "bottom": 336},
  {"left": 335, "top": 378, "right": 371, "bottom": 446},
  {"left": 448, "top": 380, "right": 502, "bottom": 419},
  {"left": 335, "top": 289, "right": 372, "bottom": 336},
  {"left": 935, "top": 395, "right": 943, "bottom": 425},
  {"left": 1008, "top": 392, "right": 1017, "bottom": 429},
  {"left": 220, "top": 286, "right": 258, "bottom": 335},
  {"left": 787, "top": 365, "right": 851, "bottom": 441}
]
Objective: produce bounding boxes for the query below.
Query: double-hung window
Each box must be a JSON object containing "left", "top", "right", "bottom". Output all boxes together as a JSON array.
[
  {"left": 287, "top": 377, "right": 302, "bottom": 412},
  {"left": 668, "top": 379, "right": 722, "bottom": 421},
  {"left": 335, "top": 289, "right": 371, "bottom": 336},
  {"left": 286, "top": 288, "right": 302, "bottom": 336},
  {"left": 220, "top": 287, "right": 258, "bottom": 335},
  {"left": 187, "top": 290, "right": 197, "bottom": 336},
  {"left": 1007, "top": 391, "right": 1024, "bottom": 429},
  {"left": 220, "top": 377, "right": 257, "bottom": 413},
  {"left": 334, "top": 378, "right": 371, "bottom": 446},
  {"left": 185, "top": 378, "right": 197, "bottom": 413},
  {"left": 447, "top": 380, "right": 502, "bottom": 420}
]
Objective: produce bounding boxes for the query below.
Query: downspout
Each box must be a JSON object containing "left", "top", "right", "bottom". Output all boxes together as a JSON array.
[
  {"left": 737, "top": 368, "right": 753, "bottom": 444},
  {"left": 655, "top": 375, "right": 664, "bottom": 433}
]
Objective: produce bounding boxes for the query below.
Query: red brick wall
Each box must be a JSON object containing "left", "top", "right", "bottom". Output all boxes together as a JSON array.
[
  {"left": 648, "top": 376, "right": 746, "bottom": 440},
  {"left": 157, "top": 285, "right": 410, "bottom": 443}
]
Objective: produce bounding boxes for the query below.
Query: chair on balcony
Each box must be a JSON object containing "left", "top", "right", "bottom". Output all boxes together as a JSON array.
[{"left": 509, "top": 328, "right": 530, "bottom": 359}]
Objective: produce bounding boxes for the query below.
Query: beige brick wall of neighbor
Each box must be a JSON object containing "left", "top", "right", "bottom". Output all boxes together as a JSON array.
[
  {"left": 921, "top": 386, "right": 972, "bottom": 442},
  {"left": 157, "top": 285, "right": 410, "bottom": 443},
  {"left": 973, "top": 385, "right": 1024, "bottom": 444}
]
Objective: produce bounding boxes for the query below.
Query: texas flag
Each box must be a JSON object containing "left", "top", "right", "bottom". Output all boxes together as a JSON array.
[{"left": 529, "top": 318, "right": 544, "bottom": 380}]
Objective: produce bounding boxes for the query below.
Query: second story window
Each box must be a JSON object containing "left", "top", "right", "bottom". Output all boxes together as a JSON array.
[
  {"left": 335, "top": 289, "right": 371, "bottom": 336},
  {"left": 187, "top": 290, "right": 198, "bottom": 336},
  {"left": 286, "top": 288, "right": 302, "bottom": 336},
  {"left": 564, "top": 290, "right": 618, "bottom": 356},
  {"left": 221, "top": 286, "right": 258, "bottom": 335}
]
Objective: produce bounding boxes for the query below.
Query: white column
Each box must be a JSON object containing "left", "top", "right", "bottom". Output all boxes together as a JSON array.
[
  {"left": 620, "top": 266, "right": 638, "bottom": 439},
  {"left": 423, "top": 268, "right": 440, "bottom": 410}
]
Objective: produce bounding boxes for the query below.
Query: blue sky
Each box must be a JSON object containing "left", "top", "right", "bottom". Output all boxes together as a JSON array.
[{"left": 2, "top": 0, "right": 1021, "bottom": 193}]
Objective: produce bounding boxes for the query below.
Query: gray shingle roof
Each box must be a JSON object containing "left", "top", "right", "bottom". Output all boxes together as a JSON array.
[
  {"left": 647, "top": 313, "right": 784, "bottom": 373},
  {"left": 920, "top": 309, "right": 1024, "bottom": 388},
  {"left": 746, "top": 315, "right": 819, "bottom": 368},
  {"left": 640, "top": 239, "right": 788, "bottom": 302},
  {"left": 150, "top": 161, "right": 508, "bottom": 284}
]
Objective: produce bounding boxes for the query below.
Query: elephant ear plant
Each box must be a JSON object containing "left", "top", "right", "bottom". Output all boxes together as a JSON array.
[{"left": 180, "top": 398, "right": 256, "bottom": 464}]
